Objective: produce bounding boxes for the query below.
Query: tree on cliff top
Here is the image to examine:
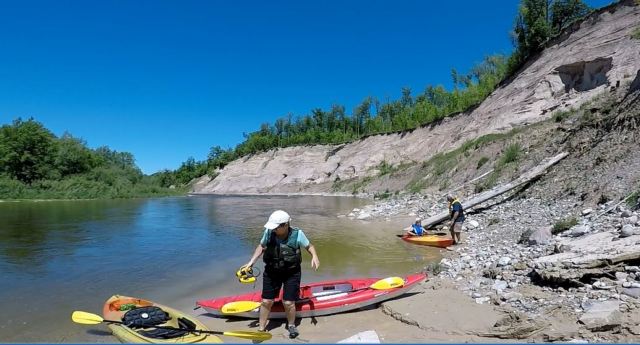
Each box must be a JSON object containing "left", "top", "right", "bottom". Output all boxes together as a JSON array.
[{"left": 510, "top": 0, "right": 591, "bottom": 72}]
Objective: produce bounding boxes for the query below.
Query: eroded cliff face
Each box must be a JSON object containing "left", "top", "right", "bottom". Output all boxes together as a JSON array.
[{"left": 195, "top": 0, "right": 640, "bottom": 195}]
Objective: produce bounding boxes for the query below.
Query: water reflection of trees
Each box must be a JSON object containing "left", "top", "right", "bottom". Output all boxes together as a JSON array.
[{"left": 0, "top": 200, "right": 143, "bottom": 271}]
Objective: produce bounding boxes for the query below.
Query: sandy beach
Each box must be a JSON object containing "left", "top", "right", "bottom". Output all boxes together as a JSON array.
[{"left": 178, "top": 278, "right": 514, "bottom": 344}]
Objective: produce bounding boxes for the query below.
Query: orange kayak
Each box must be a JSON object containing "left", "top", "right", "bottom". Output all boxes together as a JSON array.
[{"left": 399, "top": 233, "right": 453, "bottom": 248}]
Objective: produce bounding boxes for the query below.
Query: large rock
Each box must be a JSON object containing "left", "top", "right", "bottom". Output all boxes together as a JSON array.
[
  {"left": 535, "top": 232, "right": 640, "bottom": 268},
  {"left": 497, "top": 257, "right": 512, "bottom": 267},
  {"left": 567, "top": 225, "right": 590, "bottom": 237},
  {"left": 526, "top": 226, "right": 553, "bottom": 246},
  {"left": 492, "top": 280, "right": 508, "bottom": 292},
  {"left": 578, "top": 300, "right": 622, "bottom": 331},
  {"left": 356, "top": 212, "right": 371, "bottom": 220},
  {"left": 620, "top": 224, "right": 636, "bottom": 238},
  {"left": 620, "top": 287, "right": 640, "bottom": 298}
]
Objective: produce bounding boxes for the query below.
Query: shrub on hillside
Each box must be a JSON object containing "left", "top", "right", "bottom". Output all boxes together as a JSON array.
[
  {"left": 477, "top": 156, "right": 489, "bottom": 169},
  {"left": 628, "top": 190, "right": 640, "bottom": 210},
  {"left": 377, "top": 161, "right": 393, "bottom": 176},
  {"left": 552, "top": 217, "right": 578, "bottom": 234},
  {"left": 501, "top": 144, "right": 523, "bottom": 165},
  {"left": 374, "top": 190, "right": 392, "bottom": 200},
  {"left": 553, "top": 110, "right": 571, "bottom": 122}
]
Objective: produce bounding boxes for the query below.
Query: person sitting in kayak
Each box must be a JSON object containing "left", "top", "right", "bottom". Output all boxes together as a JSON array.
[
  {"left": 242, "top": 210, "right": 320, "bottom": 340},
  {"left": 406, "top": 217, "right": 425, "bottom": 236}
]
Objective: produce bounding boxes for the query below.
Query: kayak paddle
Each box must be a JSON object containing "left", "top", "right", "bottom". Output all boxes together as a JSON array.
[
  {"left": 71, "top": 311, "right": 272, "bottom": 341},
  {"left": 369, "top": 276, "right": 404, "bottom": 289},
  {"left": 396, "top": 232, "right": 448, "bottom": 238},
  {"left": 221, "top": 301, "right": 263, "bottom": 314},
  {"left": 220, "top": 276, "right": 405, "bottom": 314}
]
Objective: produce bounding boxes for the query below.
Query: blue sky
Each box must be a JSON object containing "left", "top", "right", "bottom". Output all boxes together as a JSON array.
[{"left": 0, "top": 0, "right": 612, "bottom": 174}]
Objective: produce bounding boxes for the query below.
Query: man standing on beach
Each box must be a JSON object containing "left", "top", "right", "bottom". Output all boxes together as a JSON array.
[
  {"left": 447, "top": 195, "right": 465, "bottom": 244},
  {"left": 242, "top": 210, "right": 320, "bottom": 339}
]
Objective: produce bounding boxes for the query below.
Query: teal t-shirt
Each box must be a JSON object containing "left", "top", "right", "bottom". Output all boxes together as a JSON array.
[{"left": 260, "top": 228, "right": 310, "bottom": 249}]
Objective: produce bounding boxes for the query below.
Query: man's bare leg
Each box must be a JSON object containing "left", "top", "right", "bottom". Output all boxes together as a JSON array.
[
  {"left": 283, "top": 300, "right": 296, "bottom": 326},
  {"left": 283, "top": 300, "right": 299, "bottom": 338},
  {"left": 258, "top": 299, "right": 274, "bottom": 331},
  {"left": 453, "top": 222, "right": 462, "bottom": 244}
]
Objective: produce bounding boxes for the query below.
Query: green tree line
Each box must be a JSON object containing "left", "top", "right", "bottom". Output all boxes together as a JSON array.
[
  {"left": 0, "top": 118, "right": 181, "bottom": 199},
  {"left": 168, "top": 0, "right": 592, "bottom": 182}
]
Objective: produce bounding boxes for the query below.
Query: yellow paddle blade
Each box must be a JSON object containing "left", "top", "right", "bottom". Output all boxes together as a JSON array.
[
  {"left": 371, "top": 277, "right": 404, "bottom": 290},
  {"left": 224, "top": 330, "right": 272, "bottom": 341},
  {"left": 221, "top": 301, "right": 261, "bottom": 314},
  {"left": 71, "top": 311, "right": 104, "bottom": 325}
]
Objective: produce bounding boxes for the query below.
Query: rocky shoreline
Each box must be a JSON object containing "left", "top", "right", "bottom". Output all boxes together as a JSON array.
[{"left": 346, "top": 192, "right": 640, "bottom": 342}]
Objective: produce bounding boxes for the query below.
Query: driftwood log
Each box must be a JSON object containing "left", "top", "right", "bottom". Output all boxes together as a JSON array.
[
  {"left": 593, "top": 191, "right": 636, "bottom": 220},
  {"left": 423, "top": 152, "right": 569, "bottom": 228}
]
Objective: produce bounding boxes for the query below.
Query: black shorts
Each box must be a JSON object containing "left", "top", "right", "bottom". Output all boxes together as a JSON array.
[{"left": 262, "top": 267, "right": 301, "bottom": 301}]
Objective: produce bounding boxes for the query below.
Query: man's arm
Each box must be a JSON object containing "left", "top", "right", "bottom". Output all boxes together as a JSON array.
[
  {"left": 450, "top": 211, "right": 459, "bottom": 228},
  {"left": 305, "top": 244, "right": 320, "bottom": 270},
  {"left": 243, "top": 245, "right": 265, "bottom": 268}
]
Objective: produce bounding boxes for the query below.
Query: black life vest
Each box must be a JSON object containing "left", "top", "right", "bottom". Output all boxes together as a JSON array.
[
  {"left": 122, "top": 306, "right": 197, "bottom": 339},
  {"left": 449, "top": 199, "right": 465, "bottom": 222},
  {"left": 263, "top": 227, "right": 302, "bottom": 270}
]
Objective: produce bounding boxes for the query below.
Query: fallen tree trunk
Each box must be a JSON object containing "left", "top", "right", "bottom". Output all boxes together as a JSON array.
[
  {"left": 423, "top": 152, "right": 569, "bottom": 228},
  {"left": 593, "top": 191, "right": 636, "bottom": 221},
  {"left": 446, "top": 168, "right": 495, "bottom": 195}
]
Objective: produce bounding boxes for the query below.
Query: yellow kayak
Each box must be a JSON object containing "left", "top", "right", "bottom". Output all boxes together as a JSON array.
[
  {"left": 399, "top": 233, "right": 453, "bottom": 248},
  {"left": 102, "top": 295, "right": 222, "bottom": 344}
]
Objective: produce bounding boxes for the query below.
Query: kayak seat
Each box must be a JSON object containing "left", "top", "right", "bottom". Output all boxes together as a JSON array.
[
  {"left": 310, "top": 283, "right": 353, "bottom": 297},
  {"left": 122, "top": 306, "right": 171, "bottom": 328}
]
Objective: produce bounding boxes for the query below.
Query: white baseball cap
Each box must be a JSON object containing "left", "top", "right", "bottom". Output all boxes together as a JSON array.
[{"left": 264, "top": 210, "right": 291, "bottom": 230}]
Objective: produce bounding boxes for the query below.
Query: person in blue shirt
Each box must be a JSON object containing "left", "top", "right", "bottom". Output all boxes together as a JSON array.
[
  {"left": 406, "top": 217, "right": 425, "bottom": 236},
  {"left": 242, "top": 210, "right": 320, "bottom": 339},
  {"left": 447, "top": 195, "right": 466, "bottom": 245}
]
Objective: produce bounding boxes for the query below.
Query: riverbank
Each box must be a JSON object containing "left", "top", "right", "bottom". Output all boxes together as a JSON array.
[
  {"left": 186, "top": 191, "right": 640, "bottom": 343},
  {"left": 7, "top": 190, "right": 637, "bottom": 343},
  {"left": 332, "top": 192, "right": 640, "bottom": 343},
  {"left": 93, "top": 190, "right": 638, "bottom": 344}
]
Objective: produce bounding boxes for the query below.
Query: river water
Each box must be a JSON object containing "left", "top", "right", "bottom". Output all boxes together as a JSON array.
[{"left": 0, "top": 195, "right": 440, "bottom": 342}]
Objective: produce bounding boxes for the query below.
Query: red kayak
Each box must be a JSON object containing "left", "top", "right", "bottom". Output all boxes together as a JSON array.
[{"left": 196, "top": 273, "right": 426, "bottom": 319}]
